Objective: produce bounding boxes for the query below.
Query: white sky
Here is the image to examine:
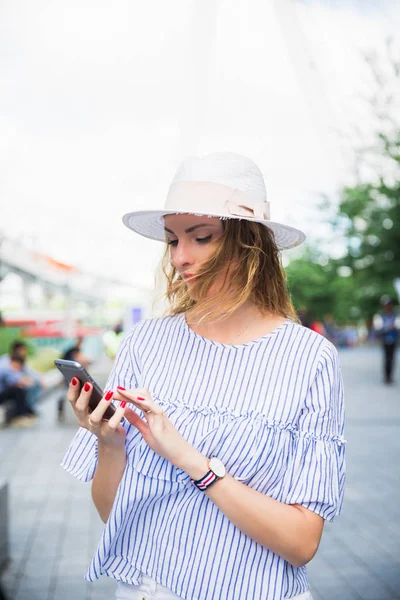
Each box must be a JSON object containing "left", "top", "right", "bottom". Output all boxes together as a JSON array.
[{"left": 1, "top": 0, "right": 399, "bottom": 294}]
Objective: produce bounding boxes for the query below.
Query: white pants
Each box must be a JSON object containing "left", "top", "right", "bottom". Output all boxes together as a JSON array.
[{"left": 115, "top": 574, "right": 314, "bottom": 599}]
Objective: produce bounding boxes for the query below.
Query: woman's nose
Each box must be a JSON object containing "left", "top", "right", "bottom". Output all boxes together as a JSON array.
[{"left": 173, "top": 240, "right": 194, "bottom": 269}]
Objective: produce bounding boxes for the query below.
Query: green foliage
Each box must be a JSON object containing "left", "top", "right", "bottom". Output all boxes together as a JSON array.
[
  {"left": 288, "top": 167, "right": 400, "bottom": 323},
  {"left": 286, "top": 255, "right": 360, "bottom": 325},
  {"left": 286, "top": 256, "right": 331, "bottom": 318},
  {"left": 337, "top": 177, "right": 399, "bottom": 318}
]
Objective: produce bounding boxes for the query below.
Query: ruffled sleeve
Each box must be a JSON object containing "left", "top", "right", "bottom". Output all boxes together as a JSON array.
[
  {"left": 60, "top": 325, "right": 142, "bottom": 482},
  {"left": 61, "top": 427, "right": 99, "bottom": 482},
  {"left": 282, "top": 342, "right": 346, "bottom": 521}
]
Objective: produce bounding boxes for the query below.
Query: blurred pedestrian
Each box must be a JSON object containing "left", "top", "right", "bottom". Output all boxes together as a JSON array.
[
  {"left": 61, "top": 153, "right": 345, "bottom": 600},
  {"left": 374, "top": 296, "right": 399, "bottom": 384},
  {"left": 3, "top": 341, "right": 45, "bottom": 412}
]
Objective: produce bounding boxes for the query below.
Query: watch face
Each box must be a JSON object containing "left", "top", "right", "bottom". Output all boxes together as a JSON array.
[{"left": 209, "top": 457, "right": 226, "bottom": 478}]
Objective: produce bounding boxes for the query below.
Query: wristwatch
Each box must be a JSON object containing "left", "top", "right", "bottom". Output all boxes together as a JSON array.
[{"left": 192, "top": 457, "right": 226, "bottom": 491}]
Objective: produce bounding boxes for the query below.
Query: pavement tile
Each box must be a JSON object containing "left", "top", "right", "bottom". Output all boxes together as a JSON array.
[
  {"left": 308, "top": 587, "right": 324, "bottom": 600},
  {"left": 89, "top": 577, "right": 119, "bottom": 599}
]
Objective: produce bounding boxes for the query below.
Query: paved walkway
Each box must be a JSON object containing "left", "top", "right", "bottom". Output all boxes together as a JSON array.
[{"left": 0, "top": 348, "right": 399, "bottom": 600}]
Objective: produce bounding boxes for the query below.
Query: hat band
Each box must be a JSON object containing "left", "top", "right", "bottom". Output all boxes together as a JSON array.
[{"left": 164, "top": 181, "right": 270, "bottom": 221}]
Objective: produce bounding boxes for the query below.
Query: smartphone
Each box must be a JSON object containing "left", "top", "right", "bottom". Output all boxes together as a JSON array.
[{"left": 54, "top": 359, "right": 116, "bottom": 420}]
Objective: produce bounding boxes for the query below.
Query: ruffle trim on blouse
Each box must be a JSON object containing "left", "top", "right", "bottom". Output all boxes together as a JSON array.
[{"left": 151, "top": 394, "right": 347, "bottom": 446}]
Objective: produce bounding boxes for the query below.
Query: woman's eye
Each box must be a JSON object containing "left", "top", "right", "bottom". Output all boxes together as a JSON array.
[
  {"left": 196, "top": 235, "right": 212, "bottom": 244},
  {"left": 167, "top": 235, "right": 212, "bottom": 246}
]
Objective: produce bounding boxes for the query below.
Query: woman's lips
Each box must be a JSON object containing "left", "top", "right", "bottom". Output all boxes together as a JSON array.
[{"left": 183, "top": 273, "right": 196, "bottom": 283}]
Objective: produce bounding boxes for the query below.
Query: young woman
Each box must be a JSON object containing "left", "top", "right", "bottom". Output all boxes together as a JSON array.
[{"left": 62, "top": 153, "right": 346, "bottom": 600}]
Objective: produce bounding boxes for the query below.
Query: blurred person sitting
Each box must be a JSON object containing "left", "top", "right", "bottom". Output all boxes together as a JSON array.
[
  {"left": 373, "top": 296, "right": 399, "bottom": 384},
  {"left": 0, "top": 354, "right": 38, "bottom": 426},
  {"left": 0, "top": 341, "right": 44, "bottom": 415}
]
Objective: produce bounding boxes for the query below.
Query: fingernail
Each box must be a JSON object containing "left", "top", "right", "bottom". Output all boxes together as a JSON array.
[
  {"left": 137, "top": 396, "right": 145, "bottom": 401},
  {"left": 105, "top": 390, "right": 113, "bottom": 401},
  {"left": 71, "top": 377, "right": 78, "bottom": 386},
  {"left": 84, "top": 382, "right": 91, "bottom": 392},
  {"left": 120, "top": 400, "right": 126, "bottom": 408},
  {"left": 117, "top": 386, "right": 126, "bottom": 391}
]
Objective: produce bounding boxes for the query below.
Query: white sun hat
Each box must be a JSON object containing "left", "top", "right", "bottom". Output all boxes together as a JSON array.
[{"left": 122, "top": 152, "right": 306, "bottom": 250}]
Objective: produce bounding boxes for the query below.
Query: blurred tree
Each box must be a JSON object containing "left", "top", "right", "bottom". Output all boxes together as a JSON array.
[
  {"left": 336, "top": 179, "right": 399, "bottom": 319},
  {"left": 286, "top": 254, "right": 332, "bottom": 321},
  {"left": 286, "top": 251, "right": 360, "bottom": 325},
  {"left": 333, "top": 39, "right": 400, "bottom": 320}
]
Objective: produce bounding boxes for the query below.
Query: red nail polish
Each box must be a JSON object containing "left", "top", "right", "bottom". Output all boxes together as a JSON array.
[
  {"left": 105, "top": 390, "right": 113, "bottom": 401},
  {"left": 71, "top": 377, "right": 78, "bottom": 386},
  {"left": 120, "top": 400, "right": 126, "bottom": 409},
  {"left": 117, "top": 386, "right": 126, "bottom": 391},
  {"left": 137, "top": 396, "right": 145, "bottom": 401},
  {"left": 84, "top": 382, "right": 91, "bottom": 392}
]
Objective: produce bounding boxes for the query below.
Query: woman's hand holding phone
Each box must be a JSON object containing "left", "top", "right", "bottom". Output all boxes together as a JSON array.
[
  {"left": 68, "top": 380, "right": 206, "bottom": 478},
  {"left": 67, "top": 379, "right": 129, "bottom": 448}
]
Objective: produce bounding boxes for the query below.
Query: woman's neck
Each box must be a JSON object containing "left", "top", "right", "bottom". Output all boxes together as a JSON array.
[{"left": 186, "top": 303, "right": 286, "bottom": 345}]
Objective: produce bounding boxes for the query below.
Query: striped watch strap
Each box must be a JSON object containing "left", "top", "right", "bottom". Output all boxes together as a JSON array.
[{"left": 192, "top": 469, "right": 217, "bottom": 491}]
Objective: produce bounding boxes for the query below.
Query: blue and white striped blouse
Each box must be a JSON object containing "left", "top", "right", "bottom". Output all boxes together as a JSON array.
[{"left": 62, "top": 314, "right": 346, "bottom": 600}]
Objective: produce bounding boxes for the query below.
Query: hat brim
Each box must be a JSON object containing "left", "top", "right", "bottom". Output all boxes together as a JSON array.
[{"left": 122, "top": 210, "right": 306, "bottom": 250}]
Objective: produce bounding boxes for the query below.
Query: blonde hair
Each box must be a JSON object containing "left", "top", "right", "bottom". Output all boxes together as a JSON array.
[{"left": 160, "top": 219, "right": 298, "bottom": 323}]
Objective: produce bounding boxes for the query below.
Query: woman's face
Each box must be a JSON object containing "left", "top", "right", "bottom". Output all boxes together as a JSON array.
[{"left": 163, "top": 214, "right": 224, "bottom": 293}]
